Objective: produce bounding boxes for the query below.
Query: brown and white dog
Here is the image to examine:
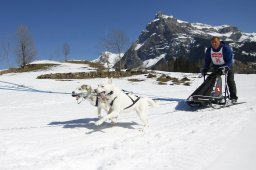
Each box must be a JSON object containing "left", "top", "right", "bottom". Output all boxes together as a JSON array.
[{"left": 72, "top": 84, "right": 110, "bottom": 119}]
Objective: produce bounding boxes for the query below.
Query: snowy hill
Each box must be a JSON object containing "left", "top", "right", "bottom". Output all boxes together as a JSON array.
[
  {"left": 0, "top": 61, "right": 256, "bottom": 170},
  {"left": 92, "top": 51, "right": 124, "bottom": 69}
]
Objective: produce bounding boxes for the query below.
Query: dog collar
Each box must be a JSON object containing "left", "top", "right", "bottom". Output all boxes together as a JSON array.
[{"left": 107, "top": 91, "right": 114, "bottom": 96}]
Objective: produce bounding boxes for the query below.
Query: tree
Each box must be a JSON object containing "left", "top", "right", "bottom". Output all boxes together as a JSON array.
[
  {"left": 100, "top": 52, "right": 111, "bottom": 72},
  {"left": 16, "top": 25, "right": 36, "bottom": 68},
  {"left": 101, "top": 30, "right": 129, "bottom": 71},
  {"left": 63, "top": 42, "right": 70, "bottom": 61}
]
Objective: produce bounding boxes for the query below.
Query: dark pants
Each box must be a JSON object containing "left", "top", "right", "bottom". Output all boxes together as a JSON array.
[
  {"left": 212, "top": 66, "right": 238, "bottom": 100},
  {"left": 227, "top": 67, "right": 238, "bottom": 100}
]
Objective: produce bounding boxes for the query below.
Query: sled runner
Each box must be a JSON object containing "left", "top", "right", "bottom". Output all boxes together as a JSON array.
[{"left": 186, "top": 66, "right": 230, "bottom": 107}]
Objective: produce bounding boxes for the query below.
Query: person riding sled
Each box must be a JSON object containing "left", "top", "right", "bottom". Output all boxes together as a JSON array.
[{"left": 202, "top": 36, "right": 238, "bottom": 103}]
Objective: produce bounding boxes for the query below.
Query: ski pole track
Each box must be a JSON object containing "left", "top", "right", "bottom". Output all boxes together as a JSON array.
[{"left": 0, "top": 125, "right": 60, "bottom": 132}]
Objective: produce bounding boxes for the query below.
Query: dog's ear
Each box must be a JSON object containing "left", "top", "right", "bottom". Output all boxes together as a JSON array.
[
  {"left": 87, "top": 86, "right": 92, "bottom": 93},
  {"left": 80, "top": 85, "right": 87, "bottom": 90},
  {"left": 81, "top": 85, "right": 87, "bottom": 89}
]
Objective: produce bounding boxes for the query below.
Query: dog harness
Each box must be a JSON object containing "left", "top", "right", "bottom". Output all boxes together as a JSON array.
[
  {"left": 95, "top": 97, "right": 99, "bottom": 106},
  {"left": 124, "top": 95, "right": 140, "bottom": 110},
  {"left": 108, "top": 90, "right": 141, "bottom": 109}
]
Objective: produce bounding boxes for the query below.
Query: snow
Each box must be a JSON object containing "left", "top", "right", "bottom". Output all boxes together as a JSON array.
[
  {"left": 142, "top": 54, "right": 166, "bottom": 68},
  {"left": 239, "top": 33, "right": 256, "bottom": 42},
  {"left": 208, "top": 111, "right": 256, "bottom": 170},
  {"left": 92, "top": 51, "right": 124, "bottom": 68},
  {"left": 31, "top": 60, "right": 97, "bottom": 73},
  {"left": 135, "top": 43, "right": 144, "bottom": 51},
  {"left": 191, "top": 23, "right": 256, "bottom": 42},
  {"left": 191, "top": 23, "right": 232, "bottom": 32},
  {"left": 1, "top": 61, "right": 256, "bottom": 170},
  {"left": 191, "top": 23, "right": 214, "bottom": 30},
  {"left": 242, "top": 51, "right": 256, "bottom": 57},
  {"left": 30, "top": 60, "right": 63, "bottom": 65}
]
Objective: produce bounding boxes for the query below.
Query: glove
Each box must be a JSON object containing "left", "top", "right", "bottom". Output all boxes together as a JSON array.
[
  {"left": 216, "top": 68, "right": 223, "bottom": 75},
  {"left": 217, "top": 67, "right": 230, "bottom": 75},
  {"left": 223, "top": 67, "right": 230, "bottom": 73}
]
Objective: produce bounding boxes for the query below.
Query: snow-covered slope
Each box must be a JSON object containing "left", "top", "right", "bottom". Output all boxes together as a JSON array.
[
  {"left": 0, "top": 61, "right": 256, "bottom": 170},
  {"left": 92, "top": 51, "right": 124, "bottom": 69},
  {"left": 190, "top": 22, "right": 256, "bottom": 42}
]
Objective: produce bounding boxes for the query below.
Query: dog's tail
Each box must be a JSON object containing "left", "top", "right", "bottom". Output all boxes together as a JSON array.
[{"left": 146, "top": 98, "right": 158, "bottom": 108}]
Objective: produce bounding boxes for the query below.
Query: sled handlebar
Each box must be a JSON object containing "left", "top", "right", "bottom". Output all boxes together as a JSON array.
[{"left": 201, "top": 66, "right": 230, "bottom": 76}]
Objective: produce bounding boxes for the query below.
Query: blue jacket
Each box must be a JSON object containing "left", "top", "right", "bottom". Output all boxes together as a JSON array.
[{"left": 204, "top": 41, "right": 233, "bottom": 70}]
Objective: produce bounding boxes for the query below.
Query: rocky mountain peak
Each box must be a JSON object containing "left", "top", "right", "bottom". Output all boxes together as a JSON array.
[{"left": 116, "top": 12, "right": 256, "bottom": 73}]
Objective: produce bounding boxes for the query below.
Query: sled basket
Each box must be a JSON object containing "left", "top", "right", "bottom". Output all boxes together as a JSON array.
[
  {"left": 187, "top": 95, "right": 225, "bottom": 107},
  {"left": 186, "top": 67, "right": 230, "bottom": 107}
]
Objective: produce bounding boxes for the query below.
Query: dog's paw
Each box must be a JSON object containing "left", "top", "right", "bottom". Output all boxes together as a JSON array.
[
  {"left": 95, "top": 119, "right": 104, "bottom": 126},
  {"left": 138, "top": 125, "right": 149, "bottom": 133},
  {"left": 98, "top": 115, "right": 104, "bottom": 119},
  {"left": 110, "top": 118, "right": 117, "bottom": 124}
]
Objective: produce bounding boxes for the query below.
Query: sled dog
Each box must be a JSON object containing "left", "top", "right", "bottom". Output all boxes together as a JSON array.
[
  {"left": 95, "top": 78, "right": 157, "bottom": 127},
  {"left": 72, "top": 84, "right": 110, "bottom": 119}
]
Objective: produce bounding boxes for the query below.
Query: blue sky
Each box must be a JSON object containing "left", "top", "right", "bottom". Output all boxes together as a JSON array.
[{"left": 0, "top": 0, "right": 255, "bottom": 69}]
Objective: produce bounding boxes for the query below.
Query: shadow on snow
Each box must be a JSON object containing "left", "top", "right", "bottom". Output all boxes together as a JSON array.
[
  {"left": 48, "top": 118, "right": 139, "bottom": 134},
  {"left": 154, "top": 97, "right": 199, "bottom": 112}
]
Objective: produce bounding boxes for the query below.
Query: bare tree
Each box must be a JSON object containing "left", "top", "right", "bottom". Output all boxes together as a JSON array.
[
  {"left": 101, "top": 30, "right": 129, "bottom": 71},
  {"left": 63, "top": 42, "right": 70, "bottom": 61},
  {"left": 16, "top": 25, "right": 36, "bottom": 68},
  {"left": 100, "top": 52, "right": 111, "bottom": 72}
]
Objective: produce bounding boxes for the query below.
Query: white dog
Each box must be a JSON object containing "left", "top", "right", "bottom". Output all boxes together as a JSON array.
[
  {"left": 95, "top": 78, "right": 157, "bottom": 127},
  {"left": 72, "top": 84, "right": 110, "bottom": 119}
]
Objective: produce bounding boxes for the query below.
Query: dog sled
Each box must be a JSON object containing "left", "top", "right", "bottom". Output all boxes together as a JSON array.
[{"left": 186, "top": 66, "right": 230, "bottom": 108}]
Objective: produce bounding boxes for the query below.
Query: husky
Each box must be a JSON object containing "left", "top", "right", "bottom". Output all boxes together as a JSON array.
[
  {"left": 72, "top": 84, "right": 110, "bottom": 119},
  {"left": 95, "top": 78, "right": 157, "bottom": 127}
]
